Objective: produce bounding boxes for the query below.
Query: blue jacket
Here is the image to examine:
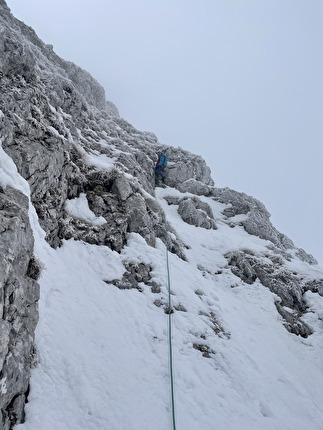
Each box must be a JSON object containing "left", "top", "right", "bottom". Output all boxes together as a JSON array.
[{"left": 157, "top": 153, "right": 167, "bottom": 167}]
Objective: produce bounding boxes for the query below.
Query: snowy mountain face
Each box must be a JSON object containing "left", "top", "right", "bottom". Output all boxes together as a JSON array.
[{"left": 0, "top": 1, "right": 323, "bottom": 429}]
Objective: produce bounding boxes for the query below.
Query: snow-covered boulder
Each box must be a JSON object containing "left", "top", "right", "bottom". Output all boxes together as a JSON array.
[
  {"left": 213, "top": 186, "right": 317, "bottom": 263},
  {"left": 177, "top": 178, "right": 212, "bottom": 195},
  {"left": 162, "top": 146, "right": 214, "bottom": 189},
  {"left": 178, "top": 197, "right": 216, "bottom": 229}
]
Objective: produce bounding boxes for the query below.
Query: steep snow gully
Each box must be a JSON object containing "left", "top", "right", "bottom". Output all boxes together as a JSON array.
[{"left": 0, "top": 1, "right": 323, "bottom": 429}]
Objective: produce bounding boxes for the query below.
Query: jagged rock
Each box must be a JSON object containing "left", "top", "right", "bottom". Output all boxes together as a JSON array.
[
  {"left": 304, "top": 279, "right": 323, "bottom": 296},
  {"left": 275, "top": 302, "right": 313, "bottom": 338},
  {"left": 0, "top": 186, "right": 39, "bottom": 430},
  {"left": 162, "top": 146, "right": 214, "bottom": 189},
  {"left": 106, "top": 100, "right": 119, "bottom": 117},
  {"left": 213, "top": 187, "right": 291, "bottom": 247},
  {"left": 6, "top": 393, "right": 26, "bottom": 428},
  {"left": 193, "top": 343, "right": 216, "bottom": 358},
  {"left": 178, "top": 197, "right": 216, "bottom": 230},
  {"left": 213, "top": 187, "right": 317, "bottom": 264},
  {"left": 61, "top": 177, "right": 187, "bottom": 259},
  {"left": 228, "top": 252, "right": 257, "bottom": 285},
  {"left": 107, "top": 262, "right": 159, "bottom": 293},
  {"left": 226, "top": 250, "right": 314, "bottom": 337},
  {"left": 178, "top": 178, "right": 212, "bottom": 196},
  {"left": 296, "top": 248, "right": 318, "bottom": 265},
  {"left": 126, "top": 194, "right": 156, "bottom": 246},
  {"left": 111, "top": 175, "right": 133, "bottom": 201}
]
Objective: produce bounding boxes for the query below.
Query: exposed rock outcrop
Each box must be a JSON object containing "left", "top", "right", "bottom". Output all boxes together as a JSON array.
[
  {"left": 226, "top": 249, "right": 321, "bottom": 337},
  {"left": 0, "top": 186, "right": 39, "bottom": 430},
  {"left": 162, "top": 147, "right": 214, "bottom": 189},
  {"left": 106, "top": 262, "right": 160, "bottom": 293},
  {"left": 178, "top": 197, "right": 216, "bottom": 230},
  {"left": 213, "top": 187, "right": 317, "bottom": 263},
  {"left": 177, "top": 178, "right": 212, "bottom": 196}
]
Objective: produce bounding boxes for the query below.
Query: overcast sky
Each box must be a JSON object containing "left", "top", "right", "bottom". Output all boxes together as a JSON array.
[{"left": 7, "top": 0, "right": 323, "bottom": 265}]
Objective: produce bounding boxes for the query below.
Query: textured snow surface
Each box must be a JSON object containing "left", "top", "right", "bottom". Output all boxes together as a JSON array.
[{"left": 1, "top": 154, "right": 321, "bottom": 430}]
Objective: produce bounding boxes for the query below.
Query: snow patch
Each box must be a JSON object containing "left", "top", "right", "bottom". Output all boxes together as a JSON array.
[
  {"left": 65, "top": 193, "right": 107, "bottom": 226},
  {"left": 0, "top": 142, "right": 30, "bottom": 195}
]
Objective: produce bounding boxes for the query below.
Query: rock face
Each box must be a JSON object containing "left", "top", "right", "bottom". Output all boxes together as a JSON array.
[
  {"left": 162, "top": 147, "right": 214, "bottom": 189},
  {"left": 212, "top": 187, "right": 296, "bottom": 252},
  {"left": 211, "top": 186, "right": 318, "bottom": 264},
  {"left": 0, "top": 1, "right": 322, "bottom": 428},
  {"left": 177, "top": 197, "right": 216, "bottom": 230},
  {"left": 0, "top": 186, "right": 39, "bottom": 430},
  {"left": 226, "top": 249, "right": 316, "bottom": 337}
]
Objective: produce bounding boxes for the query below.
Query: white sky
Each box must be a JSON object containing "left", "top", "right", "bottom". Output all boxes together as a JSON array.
[{"left": 6, "top": 0, "right": 323, "bottom": 265}]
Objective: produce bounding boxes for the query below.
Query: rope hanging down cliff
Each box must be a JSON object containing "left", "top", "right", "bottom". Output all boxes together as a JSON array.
[{"left": 163, "top": 211, "right": 177, "bottom": 430}]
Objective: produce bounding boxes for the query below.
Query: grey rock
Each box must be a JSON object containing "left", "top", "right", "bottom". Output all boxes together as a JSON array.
[
  {"left": 159, "top": 146, "right": 214, "bottom": 189},
  {"left": 107, "top": 262, "right": 160, "bottom": 293},
  {"left": 227, "top": 249, "right": 314, "bottom": 337},
  {"left": 125, "top": 194, "right": 158, "bottom": 247},
  {"left": 193, "top": 343, "right": 216, "bottom": 358},
  {"left": 213, "top": 187, "right": 317, "bottom": 264},
  {"left": 303, "top": 279, "right": 323, "bottom": 297},
  {"left": 296, "top": 248, "right": 318, "bottom": 265},
  {"left": 0, "top": 320, "right": 10, "bottom": 368},
  {"left": 178, "top": 197, "right": 216, "bottom": 230},
  {"left": 275, "top": 302, "right": 313, "bottom": 338},
  {"left": 178, "top": 178, "right": 212, "bottom": 196},
  {"left": 0, "top": 186, "right": 39, "bottom": 430},
  {"left": 111, "top": 175, "right": 133, "bottom": 201},
  {"left": 60, "top": 174, "right": 187, "bottom": 259}
]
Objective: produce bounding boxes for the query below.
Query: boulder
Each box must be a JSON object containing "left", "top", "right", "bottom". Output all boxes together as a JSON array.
[
  {"left": 178, "top": 197, "right": 216, "bottom": 230},
  {"left": 178, "top": 178, "right": 212, "bottom": 196}
]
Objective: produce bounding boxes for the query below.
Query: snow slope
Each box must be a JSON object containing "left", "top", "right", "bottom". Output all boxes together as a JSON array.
[
  {"left": 1, "top": 3, "right": 322, "bottom": 428},
  {"left": 1, "top": 144, "right": 321, "bottom": 430}
]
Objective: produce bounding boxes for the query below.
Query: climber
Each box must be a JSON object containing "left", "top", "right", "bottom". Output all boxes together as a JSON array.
[{"left": 154, "top": 150, "right": 168, "bottom": 186}]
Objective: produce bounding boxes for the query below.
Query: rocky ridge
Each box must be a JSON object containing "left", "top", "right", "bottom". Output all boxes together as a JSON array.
[{"left": 0, "top": 1, "right": 322, "bottom": 428}]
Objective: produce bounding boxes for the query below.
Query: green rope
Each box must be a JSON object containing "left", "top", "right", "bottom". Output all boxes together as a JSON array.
[{"left": 164, "top": 212, "right": 177, "bottom": 430}]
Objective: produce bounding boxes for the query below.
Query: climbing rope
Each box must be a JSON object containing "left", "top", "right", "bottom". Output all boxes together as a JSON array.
[{"left": 163, "top": 212, "right": 177, "bottom": 430}]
